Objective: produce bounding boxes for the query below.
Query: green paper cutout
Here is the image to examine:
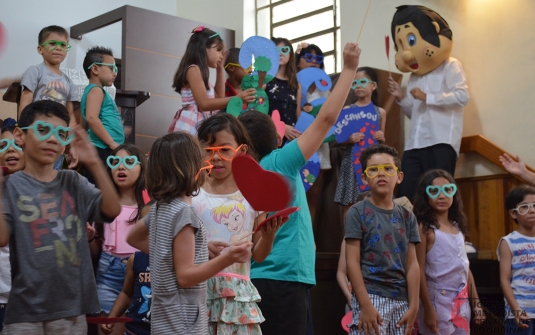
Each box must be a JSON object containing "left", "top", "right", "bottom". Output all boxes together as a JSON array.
[{"left": 227, "top": 96, "right": 243, "bottom": 117}]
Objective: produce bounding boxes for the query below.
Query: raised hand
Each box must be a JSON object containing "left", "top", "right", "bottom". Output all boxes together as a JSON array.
[{"left": 342, "top": 42, "right": 361, "bottom": 72}]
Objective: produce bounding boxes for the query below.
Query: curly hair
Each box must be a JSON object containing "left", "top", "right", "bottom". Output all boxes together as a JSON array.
[{"left": 413, "top": 169, "right": 468, "bottom": 236}]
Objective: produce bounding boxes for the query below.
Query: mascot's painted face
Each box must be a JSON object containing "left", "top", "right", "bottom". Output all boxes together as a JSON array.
[{"left": 391, "top": 5, "right": 453, "bottom": 76}]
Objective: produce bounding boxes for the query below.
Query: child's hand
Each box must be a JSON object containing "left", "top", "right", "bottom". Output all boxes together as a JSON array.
[
  {"left": 387, "top": 77, "right": 404, "bottom": 101},
  {"left": 237, "top": 88, "right": 257, "bottom": 104},
  {"left": 514, "top": 309, "right": 530, "bottom": 329},
  {"left": 100, "top": 323, "right": 115, "bottom": 335},
  {"left": 373, "top": 131, "right": 385, "bottom": 143},
  {"left": 86, "top": 223, "right": 96, "bottom": 241},
  {"left": 410, "top": 87, "right": 426, "bottom": 101},
  {"left": 397, "top": 307, "right": 417, "bottom": 335},
  {"left": 226, "top": 241, "right": 253, "bottom": 263},
  {"left": 67, "top": 146, "right": 79, "bottom": 169},
  {"left": 473, "top": 304, "right": 486, "bottom": 325},
  {"left": 422, "top": 308, "right": 439, "bottom": 333},
  {"left": 349, "top": 132, "right": 364, "bottom": 144},
  {"left": 208, "top": 241, "right": 228, "bottom": 259},
  {"left": 499, "top": 154, "right": 527, "bottom": 177},
  {"left": 69, "top": 125, "right": 101, "bottom": 167},
  {"left": 260, "top": 216, "right": 288, "bottom": 242},
  {"left": 285, "top": 125, "right": 301, "bottom": 141},
  {"left": 342, "top": 42, "right": 361, "bottom": 71},
  {"left": 358, "top": 304, "right": 383, "bottom": 335},
  {"left": 219, "top": 49, "right": 230, "bottom": 70}
]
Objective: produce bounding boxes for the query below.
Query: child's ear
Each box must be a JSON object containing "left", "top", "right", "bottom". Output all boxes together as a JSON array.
[
  {"left": 240, "top": 144, "right": 248, "bottom": 154},
  {"left": 13, "top": 128, "right": 25, "bottom": 147},
  {"left": 509, "top": 209, "right": 518, "bottom": 220},
  {"left": 396, "top": 171, "right": 404, "bottom": 185},
  {"left": 361, "top": 174, "right": 369, "bottom": 186}
]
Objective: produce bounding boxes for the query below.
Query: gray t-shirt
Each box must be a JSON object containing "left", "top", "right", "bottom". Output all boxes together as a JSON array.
[
  {"left": 345, "top": 199, "right": 420, "bottom": 300},
  {"left": 3, "top": 170, "right": 103, "bottom": 323},
  {"left": 21, "top": 62, "right": 79, "bottom": 105},
  {"left": 145, "top": 199, "right": 208, "bottom": 334}
]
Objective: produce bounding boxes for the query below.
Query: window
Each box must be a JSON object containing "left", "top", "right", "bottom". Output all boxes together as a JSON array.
[{"left": 256, "top": 0, "right": 341, "bottom": 74}]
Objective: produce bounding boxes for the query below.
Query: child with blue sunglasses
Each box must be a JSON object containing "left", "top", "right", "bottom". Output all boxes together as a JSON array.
[
  {"left": 413, "top": 169, "right": 485, "bottom": 334},
  {"left": 92, "top": 144, "right": 149, "bottom": 335}
]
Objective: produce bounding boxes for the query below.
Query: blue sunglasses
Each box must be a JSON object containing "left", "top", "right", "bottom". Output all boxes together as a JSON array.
[
  {"left": 426, "top": 184, "right": 457, "bottom": 199},
  {"left": 0, "top": 139, "right": 22, "bottom": 153},
  {"left": 107, "top": 155, "right": 140, "bottom": 170},
  {"left": 21, "top": 121, "right": 74, "bottom": 146}
]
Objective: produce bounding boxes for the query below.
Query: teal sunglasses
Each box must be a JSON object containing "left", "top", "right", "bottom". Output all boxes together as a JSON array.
[
  {"left": 351, "top": 78, "right": 375, "bottom": 90},
  {"left": 426, "top": 184, "right": 457, "bottom": 199},
  {"left": 107, "top": 155, "right": 140, "bottom": 170},
  {"left": 0, "top": 139, "right": 22, "bottom": 153},
  {"left": 87, "top": 62, "right": 118, "bottom": 74},
  {"left": 277, "top": 46, "right": 291, "bottom": 56},
  {"left": 21, "top": 121, "right": 74, "bottom": 146}
]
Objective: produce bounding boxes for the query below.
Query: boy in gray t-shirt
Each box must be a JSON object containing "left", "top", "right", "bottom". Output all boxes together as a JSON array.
[
  {"left": 345, "top": 144, "right": 420, "bottom": 335},
  {"left": 0, "top": 101, "right": 121, "bottom": 335}
]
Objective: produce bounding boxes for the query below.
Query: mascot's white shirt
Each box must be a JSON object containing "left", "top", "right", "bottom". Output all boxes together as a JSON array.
[{"left": 398, "top": 57, "right": 469, "bottom": 155}]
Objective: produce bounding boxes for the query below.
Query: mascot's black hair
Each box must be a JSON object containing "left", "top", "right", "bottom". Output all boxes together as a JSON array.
[{"left": 391, "top": 5, "right": 452, "bottom": 48}]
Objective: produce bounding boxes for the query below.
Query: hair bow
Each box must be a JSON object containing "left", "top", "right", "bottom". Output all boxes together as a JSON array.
[
  {"left": 295, "top": 42, "right": 309, "bottom": 55},
  {"left": 192, "top": 26, "right": 205, "bottom": 33}
]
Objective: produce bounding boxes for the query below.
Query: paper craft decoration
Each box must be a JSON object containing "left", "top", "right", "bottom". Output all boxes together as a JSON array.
[
  {"left": 385, "top": 35, "right": 391, "bottom": 73},
  {"left": 86, "top": 316, "right": 133, "bottom": 324},
  {"left": 296, "top": 68, "right": 332, "bottom": 107},
  {"left": 294, "top": 112, "right": 335, "bottom": 140},
  {"left": 227, "top": 96, "right": 244, "bottom": 117},
  {"left": 254, "top": 206, "right": 299, "bottom": 233},
  {"left": 341, "top": 311, "right": 352, "bottom": 332},
  {"left": 300, "top": 152, "right": 320, "bottom": 192},
  {"left": 334, "top": 106, "right": 379, "bottom": 192},
  {"left": 271, "top": 110, "right": 286, "bottom": 139},
  {"left": 142, "top": 189, "right": 150, "bottom": 204},
  {"left": 239, "top": 36, "right": 280, "bottom": 114},
  {"left": 232, "top": 154, "right": 290, "bottom": 212}
]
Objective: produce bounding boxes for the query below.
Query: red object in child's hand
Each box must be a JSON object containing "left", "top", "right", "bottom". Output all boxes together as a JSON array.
[
  {"left": 0, "top": 166, "right": 7, "bottom": 175},
  {"left": 385, "top": 35, "right": 390, "bottom": 60},
  {"left": 232, "top": 155, "right": 291, "bottom": 212},
  {"left": 341, "top": 311, "right": 352, "bottom": 332},
  {"left": 86, "top": 316, "right": 133, "bottom": 324},
  {"left": 254, "top": 206, "right": 299, "bottom": 233}
]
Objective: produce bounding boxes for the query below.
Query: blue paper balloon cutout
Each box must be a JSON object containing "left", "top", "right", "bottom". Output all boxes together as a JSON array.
[
  {"left": 300, "top": 152, "right": 320, "bottom": 192},
  {"left": 296, "top": 68, "right": 332, "bottom": 107},
  {"left": 295, "top": 112, "right": 336, "bottom": 139},
  {"left": 239, "top": 36, "right": 280, "bottom": 78}
]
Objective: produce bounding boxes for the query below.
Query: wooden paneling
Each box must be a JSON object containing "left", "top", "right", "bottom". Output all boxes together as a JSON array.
[{"left": 456, "top": 175, "right": 521, "bottom": 259}]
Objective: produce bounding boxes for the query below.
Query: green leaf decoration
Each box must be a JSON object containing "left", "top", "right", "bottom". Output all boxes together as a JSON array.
[{"left": 227, "top": 96, "right": 243, "bottom": 117}]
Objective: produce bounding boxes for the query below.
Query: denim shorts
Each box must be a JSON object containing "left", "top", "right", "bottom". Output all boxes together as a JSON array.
[{"left": 95, "top": 252, "right": 129, "bottom": 314}]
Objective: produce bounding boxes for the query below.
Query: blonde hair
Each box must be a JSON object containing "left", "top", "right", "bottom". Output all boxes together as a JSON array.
[{"left": 211, "top": 200, "right": 246, "bottom": 224}]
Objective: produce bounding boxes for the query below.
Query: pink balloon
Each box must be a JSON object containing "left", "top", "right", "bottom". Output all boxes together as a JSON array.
[{"left": 0, "top": 22, "right": 6, "bottom": 56}]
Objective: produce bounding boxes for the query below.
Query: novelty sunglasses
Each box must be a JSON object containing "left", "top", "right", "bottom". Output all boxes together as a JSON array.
[
  {"left": 87, "top": 62, "right": 118, "bottom": 74},
  {"left": 224, "top": 63, "right": 253, "bottom": 73},
  {"left": 195, "top": 160, "right": 214, "bottom": 181},
  {"left": 511, "top": 202, "right": 535, "bottom": 216},
  {"left": 204, "top": 144, "right": 243, "bottom": 161},
  {"left": 107, "top": 155, "right": 140, "bottom": 170},
  {"left": 426, "top": 184, "right": 457, "bottom": 199},
  {"left": 0, "top": 139, "right": 22, "bottom": 153},
  {"left": 363, "top": 164, "right": 398, "bottom": 178},
  {"left": 277, "top": 46, "right": 291, "bottom": 56},
  {"left": 303, "top": 53, "right": 324, "bottom": 64},
  {"left": 40, "top": 40, "right": 71, "bottom": 52},
  {"left": 21, "top": 121, "right": 74, "bottom": 146},
  {"left": 351, "top": 78, "right": 375, "bottom": 90}
]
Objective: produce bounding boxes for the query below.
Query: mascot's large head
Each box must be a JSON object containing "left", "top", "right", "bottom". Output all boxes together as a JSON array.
[{"left": 391, "top": 5, "right": 453, "bottom": 75}]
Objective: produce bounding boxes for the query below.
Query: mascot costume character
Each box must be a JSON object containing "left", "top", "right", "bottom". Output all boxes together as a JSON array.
[{"left": 388, "top": 5, "right": 469, "bottom": 202}]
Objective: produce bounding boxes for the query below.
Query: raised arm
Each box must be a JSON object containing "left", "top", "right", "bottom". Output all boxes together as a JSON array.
[
  {"left": 499, "top": 154, "right": 535, "bottom": 187},
  {"left": 296, "top": 42, "right": 361, "bottom": 161}
]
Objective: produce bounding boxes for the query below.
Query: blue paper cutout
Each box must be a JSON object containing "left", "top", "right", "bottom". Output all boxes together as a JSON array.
[
  {"left": 333, "top": 106, "right": 380, "bottom": 192},
  {"left": 300, "top": 152, "right": 320, "bottom": 192},
  {"left": 239, "top": 36, "right": 280, "bottom": 78},
  {"left": 294, "top": 112, "right": 335, "bottom": 139},
  {"left": 296, "top": 68, "right": 332, "bottom": 107}
]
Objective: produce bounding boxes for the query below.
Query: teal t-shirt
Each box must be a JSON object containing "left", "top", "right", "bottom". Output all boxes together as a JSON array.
[
  {"left": 81, "top": 84, "right": 124, "bottom": 149},
  {"left": 250, "top": 140, "right": 316, "bottom": 286}
]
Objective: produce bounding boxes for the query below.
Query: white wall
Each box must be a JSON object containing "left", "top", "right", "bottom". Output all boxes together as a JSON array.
[
  {"left": 0, "top": 0, "right": 177, "bottom": 78},
  {"left": 340, "top": 0, "right": 535, "bottom": 176}
]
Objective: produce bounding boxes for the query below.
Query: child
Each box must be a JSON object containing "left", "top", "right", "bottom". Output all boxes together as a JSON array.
[
  {"left": 224, "top": 48, "right": 247, "bottom": 97},
  {"left": 237, "top": 42, "right": 361, "bottom": 335},
  {"left": 344, "top": 144, "right": 420, "bottom": 335},
  {"left": 94, "top": 144, "right": 147, "bottom": 333},
  {"left": 170, "top": 27, "right": 256, "bottom": 135},
  {"left": 413, "top": 169, "right": 485, "bottom": 334},
  {"left": 100, "top": 251, "right": 151, "bottom": 335},
  {"left": 497, "top": 185, "right": 535, "bottom": 334},
  {"left": 0, "top": 100, "right": 121, "bottom": 334},
  {"left": 266, "top": 37, "right": 300, "bottom": 142},
  {"left": 194, "top": 113, "right": 286, "bottom": 334},
  {"left": 81, "top": 46, "right": 124, "bottom": 172},
  {"left": 335, "top": 67, "right": 386, "bottom": 206},
  {"left": 126, "top": 131, "right": 253, "bottom": 334},
  {"left": 0, "top": 118, "right": 25, "bottom": 332},
  {"left": 19, "top": 25, "right": 79, "bottom": 169}
]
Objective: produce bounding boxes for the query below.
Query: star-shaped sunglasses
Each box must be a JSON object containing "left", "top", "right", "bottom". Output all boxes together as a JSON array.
[{"left": 21, "top": 121, "right": 74, "bottom": 146}]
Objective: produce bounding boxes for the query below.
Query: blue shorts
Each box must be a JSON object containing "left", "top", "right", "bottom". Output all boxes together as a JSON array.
[{"left": 95, "top": 252, "right": 129, "bottom": 314}]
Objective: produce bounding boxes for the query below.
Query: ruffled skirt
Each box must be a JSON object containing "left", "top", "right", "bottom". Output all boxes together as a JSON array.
[{"left": 207, "top": 275, "right": 264, "bottom": 335}]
